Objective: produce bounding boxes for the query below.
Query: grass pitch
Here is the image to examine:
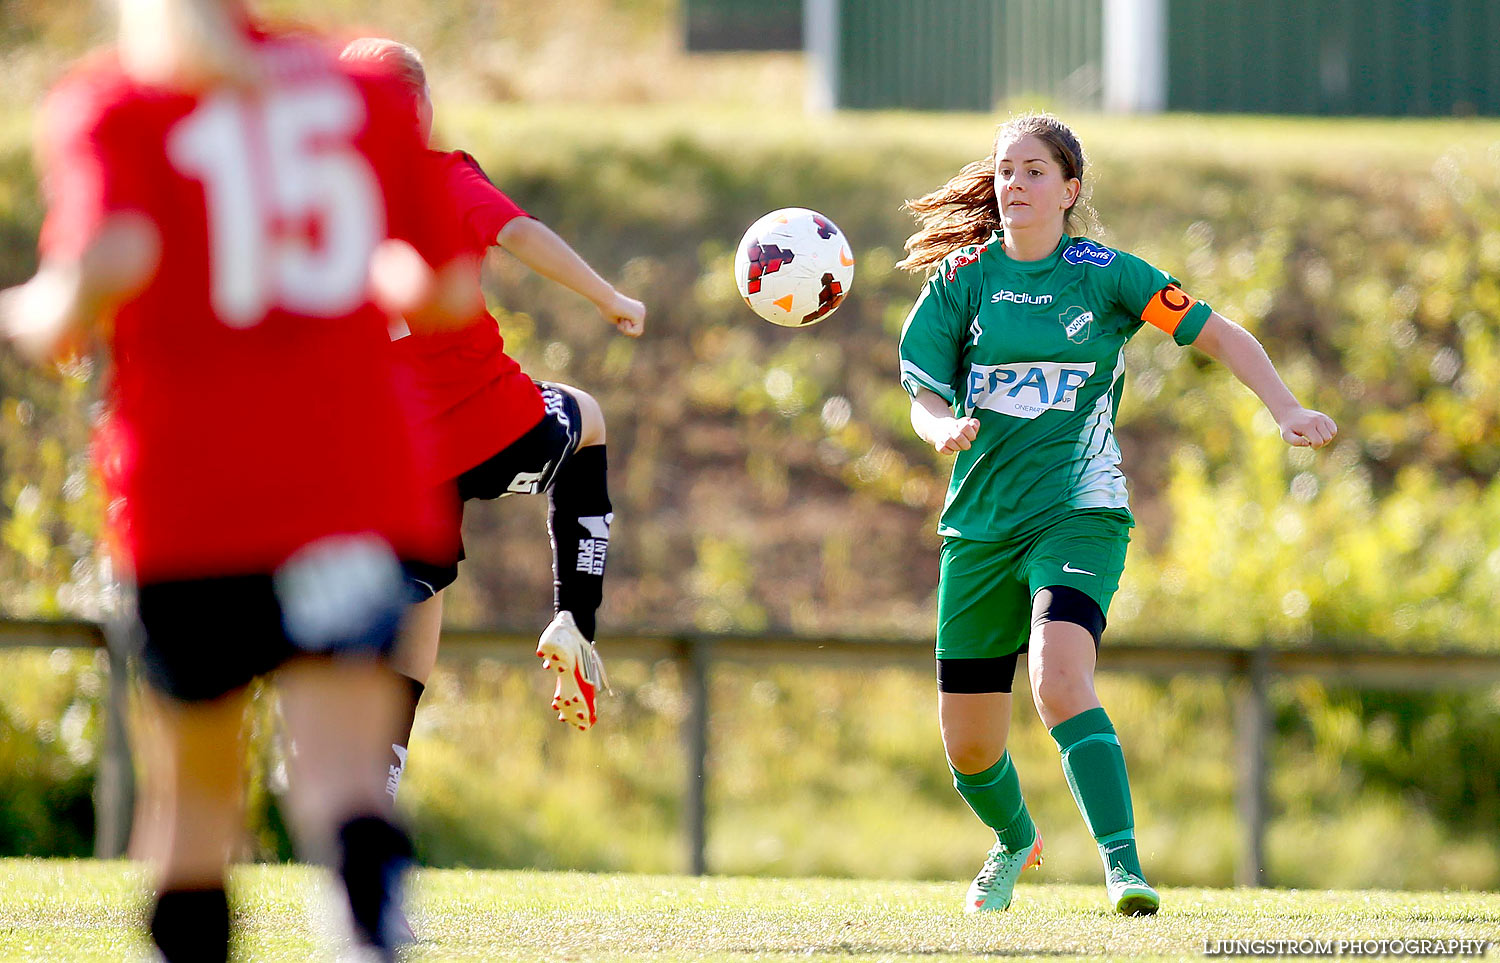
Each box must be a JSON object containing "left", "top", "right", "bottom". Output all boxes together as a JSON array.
[{"left": 0, "top": 860, "right": 1496, "bottom": 962}]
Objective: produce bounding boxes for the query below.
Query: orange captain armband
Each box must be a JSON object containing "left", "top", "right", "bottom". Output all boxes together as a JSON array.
[{"left": 1141, "top": 284, "right": 1199, "bottom": 336}]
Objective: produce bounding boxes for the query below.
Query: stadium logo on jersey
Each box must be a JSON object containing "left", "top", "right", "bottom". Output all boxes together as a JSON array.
[
  {"left": 965, "top": 361, "right": 1096, "bottom": 420},
  {"left": 1062, "top": 240, "right": 1116, "bottom": 267},
  {"left": 1058, "top": 305, "right": 1095, "bottom": 343},
  {"left": 990, "top": 289, "right": 1054, "bottom": 306}
]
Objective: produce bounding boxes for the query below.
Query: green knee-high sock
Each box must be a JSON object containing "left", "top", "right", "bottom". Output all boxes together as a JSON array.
[
  {"left": 951, "top": 752, "right": 1036, "bottom": 853},
  {"left": 1049, "top": 707, "right": 1144, "bottom": 879}
]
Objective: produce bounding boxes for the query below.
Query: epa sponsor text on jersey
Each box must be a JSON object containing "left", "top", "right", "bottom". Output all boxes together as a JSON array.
[{"left": 966, "top": 361, "right": 1096, "bottom": 420}]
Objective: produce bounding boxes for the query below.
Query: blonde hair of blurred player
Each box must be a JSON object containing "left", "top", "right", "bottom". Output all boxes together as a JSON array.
[
  {"left": 115, "top": 0, "right": 260, "bottom": 89},
  {"left": 340, "top": 37, "right": 433, "bottom": 144}
]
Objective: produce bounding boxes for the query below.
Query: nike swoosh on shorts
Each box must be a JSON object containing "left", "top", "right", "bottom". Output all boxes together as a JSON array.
[{"left": 1061, "top": 563, "right": 1096, "bottom": 576}]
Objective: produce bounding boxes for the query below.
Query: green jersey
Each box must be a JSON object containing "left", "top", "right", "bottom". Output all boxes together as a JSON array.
[{"left": 899, "top": 232, "right": 1212, "bottom": 541}]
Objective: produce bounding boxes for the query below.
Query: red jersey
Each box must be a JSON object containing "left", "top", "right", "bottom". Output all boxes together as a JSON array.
[
  {"left": 392, "top": 150, "right": 545, "bottom": 483},
  {"left": 39, "top": 31, "right": 458, "bottom": 582}
]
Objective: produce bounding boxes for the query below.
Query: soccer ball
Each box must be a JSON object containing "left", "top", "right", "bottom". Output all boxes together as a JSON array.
[{"left": 734, "top": 208, "right": 854, "bottom": 327}]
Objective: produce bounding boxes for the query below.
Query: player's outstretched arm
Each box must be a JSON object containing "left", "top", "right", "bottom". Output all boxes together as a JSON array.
[
  {"left": 1, "top": 213, "right": 159, "bottom": 362},
  {"left": 910, "top": 387, "right": 980, "bottom": 455},
  {"left": 495, "top": 217, "right": 645, "bottom": 337},
  {"left": 1191, "top": 311, "right": 1337, "bottom": 449}
]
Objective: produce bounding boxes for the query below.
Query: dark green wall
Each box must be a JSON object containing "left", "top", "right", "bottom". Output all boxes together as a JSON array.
[
  {"left": 1167, "top": 0, "right": 1500, "bottom": 115},
  {"left": 837, "top": 0, "right": 1102, "bottom": 111},
  {"left": 685, "top": 0, "right": 803, "bottom": 51},
  {"left": 688, "top": 0, "right": 1498, "bottom": 116}
]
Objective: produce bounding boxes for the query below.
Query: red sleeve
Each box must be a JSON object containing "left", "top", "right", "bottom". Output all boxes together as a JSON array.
[
  {"left": 37, "top": 67, "right": 153, "bottom": 261},
  {"left": 443, "top": 151, "right": 530, "bottom": 251}
]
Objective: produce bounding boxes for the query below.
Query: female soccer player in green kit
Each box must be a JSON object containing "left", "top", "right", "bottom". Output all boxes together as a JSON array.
[{"left": 897, "top": 114, "right": 1336, "bottom": 916}]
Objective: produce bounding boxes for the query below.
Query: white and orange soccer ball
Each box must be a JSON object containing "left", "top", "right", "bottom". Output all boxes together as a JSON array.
[{"left": 734, "top": 207, "right": 854, "bottom": 327}]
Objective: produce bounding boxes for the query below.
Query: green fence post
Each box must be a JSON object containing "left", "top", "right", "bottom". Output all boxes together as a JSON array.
[
  {"left": 682, "top": 637, "right": 710, "bottom": 875},
  {"left": 94, "top": 622, "right": 135, "bottom": 859},
  {"left": 1235, "top": 646, "right": 1270, "bottom": 886}
]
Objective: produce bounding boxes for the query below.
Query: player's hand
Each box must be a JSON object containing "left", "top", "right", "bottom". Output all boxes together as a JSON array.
[
  {"left": 597, "top": 289, "right": 645, "bottom": 338},
  {"left": 1277, "top": 407, "right": 1337, "bottom": 449},
  {"left": 929, "top": 416, "right": 980, "bottom": 455},
  {"left": 0, "top": 271, "right": 80, "bottom": 362}
]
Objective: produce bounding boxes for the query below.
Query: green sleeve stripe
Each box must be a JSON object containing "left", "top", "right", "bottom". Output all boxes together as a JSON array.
[
  {"left": 900, "top": 361, "right": 956, "bottom": 403},
  {"left": 1173, "top": 300, "right": 1213, "bottom": 346}
]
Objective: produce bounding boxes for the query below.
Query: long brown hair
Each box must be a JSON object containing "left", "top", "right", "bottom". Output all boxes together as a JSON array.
[{"left": 897, "top": 113, "right": 1092, "bottom": 273}]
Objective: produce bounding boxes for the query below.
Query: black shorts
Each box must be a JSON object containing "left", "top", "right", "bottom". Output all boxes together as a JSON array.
[
  {"left": 402, "top": 381, "right": 583, "bottom": 599},
  {"left": 135, "top": 537, "right": 407, "bottom": 703},
  {"left": 935, "top": 585, "right": 1105, "bottom": 694}
]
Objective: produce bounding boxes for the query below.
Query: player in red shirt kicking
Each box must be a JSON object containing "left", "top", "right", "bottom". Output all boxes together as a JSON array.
[
  {"left": 339, "top": 40, "right": 645, "bottom": 806},
  {"left": 0, "top": 4, "right": 477, "bottom": 960}
]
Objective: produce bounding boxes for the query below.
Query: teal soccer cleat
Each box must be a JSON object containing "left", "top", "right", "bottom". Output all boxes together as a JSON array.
[
  {"left": 964, "top": 833, "right": 1043, "bottom": 913},
  {"left": 1107, "top": 865, "right": 1160, "bottom": 916}
]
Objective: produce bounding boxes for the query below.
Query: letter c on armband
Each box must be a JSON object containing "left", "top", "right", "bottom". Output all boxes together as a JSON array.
[{"left": 1141, "top": 284, "right": 1197, "bottom": 336}]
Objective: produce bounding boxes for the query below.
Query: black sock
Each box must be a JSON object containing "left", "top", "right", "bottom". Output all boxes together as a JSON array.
[
  {"left": 548, "top": 444, "right": 611, "bottom": 641},
  {"left": 149, "top": 887, "right": 230, "bottom": 963},
  {"left": 337, "top": 814, "right": 413, "bottom": 950},
  {"left": 385, "top": 673, "right": 424, "bottom": 805}
]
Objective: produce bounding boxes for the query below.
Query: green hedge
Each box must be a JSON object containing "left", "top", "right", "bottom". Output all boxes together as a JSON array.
[
  {"left": 3, "top": 108, "right": 1496, "bottom": 645},
  {"left": 0, "top": 107, "right": 1497, "bottom": 884},
  {"left": 422, "top": 107, "right": 1500, "bottom": 649}
]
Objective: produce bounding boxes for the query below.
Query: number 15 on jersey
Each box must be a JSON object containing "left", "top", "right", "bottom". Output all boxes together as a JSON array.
[{"left": 167, "top": 82, "right": 383, "bottom": 328}]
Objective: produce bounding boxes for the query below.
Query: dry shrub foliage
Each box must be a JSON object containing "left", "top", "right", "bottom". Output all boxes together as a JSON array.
[
  {"left": 0, "top": 0, "right": 802, "bottom": 108},
  {"left": 402, "top": 110, "right": 1500, "bottom": 649},
  {"left": 1, "top": 105, "right": 1498, "bottom": 643},
  {"left": 0, "top": 4, "right": 1498, "bottom": 882}
]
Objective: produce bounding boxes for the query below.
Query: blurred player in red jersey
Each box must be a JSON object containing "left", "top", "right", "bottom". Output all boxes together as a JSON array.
[
  {"left": 0, "top": 2, "right": 479, "bottom": 960},
  {"left": 338, "top": 40, "right": 645, "bottom": 802}
]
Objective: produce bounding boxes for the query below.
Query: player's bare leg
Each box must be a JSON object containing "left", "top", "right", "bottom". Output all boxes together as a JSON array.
[
  {"left": 279, "top": 657, "right": 413, "bottom": 954},
  {"left": 384, "top": 591, "right": 441, "bottom": 793},
  {"left": 940, "top": 688, "right": 1042, "bottom": 911},
  {"left": 1030, "top": 619, "right": 1157, "bottom": 915},
  {"left": 369, "top": 596, "right": 442, "bottom": 945},
  {"left": 136, "top": 686, "right": 250, "bottom": 962},
  {"left": 939, "top": 690, "right": 1012, "bottom": 774},
  {"left": 278, "top": 658, "right": 401, "bottom": 850},
  {"left": 381, "top": 591, "right": 443, "bottom": 807},
  {"left": 554, "top": 383, "right": 606, "bottom": 448},
  {"left": 1028, "top": 620, "right": 1101, "bottom": 728},
  {"left": 392, "top": 592, "right": 445, "bottom": 686}
]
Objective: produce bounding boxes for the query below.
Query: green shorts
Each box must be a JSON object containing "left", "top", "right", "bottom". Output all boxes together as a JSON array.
[{"left": 935, "top": 510, "right": 1132, "bottom": 660}]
